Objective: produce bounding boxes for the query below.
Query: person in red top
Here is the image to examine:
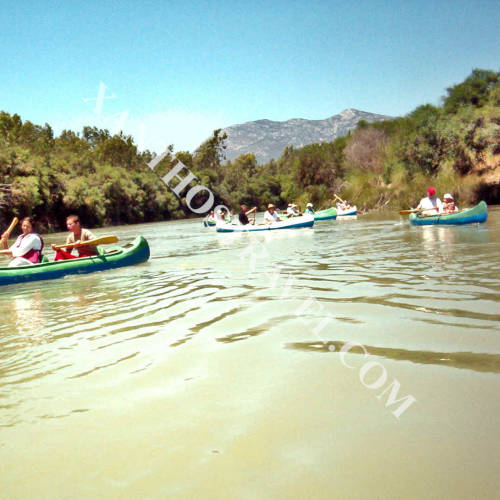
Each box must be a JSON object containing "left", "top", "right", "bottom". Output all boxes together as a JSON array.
[
  {"left": 51, "top": 215, "right": 98, "bottom": 260},
  {"left": 0, "top": 217, "right": 44, "bottom": 267}
]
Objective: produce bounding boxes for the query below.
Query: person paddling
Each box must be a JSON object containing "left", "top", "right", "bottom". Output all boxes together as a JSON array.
[
  {"left": 51, "top": 215, "right": 98, "bottom": 260},
  {"left": 0, "top": 217, "right": 44, "bottom": 267},
  {"left": 239, "top": 204, "right": 257, "bottom": 225},
  {"left": 416, "top": 187, "right": 443, "bottom": 215}
]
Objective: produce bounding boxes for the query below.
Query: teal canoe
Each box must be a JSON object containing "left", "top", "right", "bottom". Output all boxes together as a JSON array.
[
  {"left": 409, "top": 201, "right": 488, "bottom": 226},
  {"left": 0, "top": 236, "right": 150, "bottom": 286},
  {"left": 314, "top": 207, "right": 337, "bottom": 221}
]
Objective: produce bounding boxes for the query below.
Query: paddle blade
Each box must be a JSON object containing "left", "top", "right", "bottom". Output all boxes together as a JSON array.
[
  {"left": 0, "top": 217, "right": 18, "bottom": 247},
  {"left": 6, "top": 217, "right": 19, "bottom": 234},
  {"left": 53, "top": 235, "right": 118, "bottom": 251}
]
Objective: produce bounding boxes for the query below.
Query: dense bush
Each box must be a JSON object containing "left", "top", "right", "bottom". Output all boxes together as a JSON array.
[{"left": 1, "top": 68, "right": 498, "bottom": 230}]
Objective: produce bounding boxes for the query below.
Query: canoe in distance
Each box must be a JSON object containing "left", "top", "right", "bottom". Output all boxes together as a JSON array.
[{"left": 216, "top": 215, "right": 315, "bottom": 232}]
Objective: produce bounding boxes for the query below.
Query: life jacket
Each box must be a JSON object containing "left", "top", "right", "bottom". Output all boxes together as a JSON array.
[{"left": 16, "top": 233, "right": 44, "bottom": 263}]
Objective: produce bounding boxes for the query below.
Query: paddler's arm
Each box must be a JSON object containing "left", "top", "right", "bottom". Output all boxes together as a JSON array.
[
  {"left": 51, "top": 235, "right": 72, "bottom": 253},
  {"left": 51, "top": 243, "right": 72, "bottom": 252},
  {"left": 81, "top": 230, "right": 98, "bottom": 254}
]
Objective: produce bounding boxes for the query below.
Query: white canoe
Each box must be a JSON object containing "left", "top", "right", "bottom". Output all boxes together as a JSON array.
[
  {"left": 216, "top": 214, "right": 315, "bottom": 232},
  {"left": 336, "top": 205, "right": 357, "bottom": 216}
]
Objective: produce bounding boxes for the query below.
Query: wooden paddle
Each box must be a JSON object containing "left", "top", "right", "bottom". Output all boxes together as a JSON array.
[
  {"left": 399, "top": 208, "right": 440, "bottom": 215},
  {"left": 0, "top": 217, "right": 19, "bottom": 248},
  {"left": 334, "top": 194, "right": 345, "bottom": 203},
  {"left": 52, "top": 235, "right": 118, "bottom": 251}
]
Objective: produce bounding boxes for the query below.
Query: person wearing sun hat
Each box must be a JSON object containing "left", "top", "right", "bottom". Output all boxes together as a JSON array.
[
  {"left": 304, "top": 202, "right": 315, "bottom": 215},
  {"left": 286, "top": 203, "right": 300, "bottom": 217},
  {"left": 442, "top": 193, "right": 458, "bottom": 213},
  {"left": 416, "top": 187, "right": 443, "bottom": 215},
  {"left": 263, "top": 203, "right": 281, "bottom": 224}
]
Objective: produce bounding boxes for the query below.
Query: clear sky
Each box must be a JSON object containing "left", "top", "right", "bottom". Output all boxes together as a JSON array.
[{"left": 1, "top": 0, "right": 498, "bottom": 153}]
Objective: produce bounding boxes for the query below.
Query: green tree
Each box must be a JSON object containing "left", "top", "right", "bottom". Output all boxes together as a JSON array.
[{"left": 443, "top": 69, "right": 500, "bottom": 113}]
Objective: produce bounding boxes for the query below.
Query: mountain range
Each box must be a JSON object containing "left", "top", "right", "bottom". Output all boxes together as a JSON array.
[{"left": 221, "top": 108, "right": 393, "bottom": 164}]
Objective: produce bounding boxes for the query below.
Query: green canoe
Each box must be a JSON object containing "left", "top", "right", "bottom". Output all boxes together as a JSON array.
[
  {"left": 314, "top": 207, "right": 337, "bottom": 221},
  {"left": 409, "top": 201, "right": 488, "bottom": 226},
  {"left": 281, "top": 207, "right": 337, "bottom": 221},
  {"left": 0, "top": 236, "right": 150, "bottom": 286}
]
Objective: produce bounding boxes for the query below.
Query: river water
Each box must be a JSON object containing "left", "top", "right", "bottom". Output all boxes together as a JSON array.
[{"left": 1, "top": 208, "right": 499, "bottom": 498}]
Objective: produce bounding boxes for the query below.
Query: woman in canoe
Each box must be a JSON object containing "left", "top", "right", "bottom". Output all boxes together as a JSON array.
[
  {"left": 442, "top": 193, "right": 459, "bottom": 214},
  {"left": 0, "top": 217, "right": 44, "bottom": 267},
  {"left": 304, "top": 203, "right": 315, "bottom": 214},
  {"left": 204, "top": 210, "right": 215, "bottom": 225},
  {"left": 51, "top": 215, "right": 98, "bottom": 260}
]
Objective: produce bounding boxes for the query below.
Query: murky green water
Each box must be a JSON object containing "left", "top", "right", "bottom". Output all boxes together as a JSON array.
[{"left": 1, "top": 208, "right": 499, "bottom": 498}]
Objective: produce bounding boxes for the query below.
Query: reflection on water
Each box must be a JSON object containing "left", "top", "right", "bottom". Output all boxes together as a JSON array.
[
  {"left": 10, "top": 292, "right": 46, "bottom": 342},
  {"left": 1, "top": 209, "right": 500, "bottom": 497},
  {"left": 286, "top": 340, "right": 500, "bottom": 374},
  {"left": 418, "top": 224, "right": 490, "bottom": 245}
]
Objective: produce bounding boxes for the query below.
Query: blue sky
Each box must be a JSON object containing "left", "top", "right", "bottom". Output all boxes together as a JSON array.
[{"left": 1, "top": 0, "right": 498, "bottom": 153}]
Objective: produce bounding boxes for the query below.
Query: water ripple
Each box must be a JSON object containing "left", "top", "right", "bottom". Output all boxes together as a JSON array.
[{"left": 0, "top": 213, "right": 499, "bottom": 425}]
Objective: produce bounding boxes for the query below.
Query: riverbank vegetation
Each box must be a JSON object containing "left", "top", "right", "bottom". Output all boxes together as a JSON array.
[{"left": 1, "top": 69, "right": 498, "bottom": 230}]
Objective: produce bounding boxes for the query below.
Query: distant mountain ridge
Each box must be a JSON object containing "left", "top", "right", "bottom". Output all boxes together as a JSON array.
[{"left": 221, "top": 108, "right": 393, "bottom": 163}]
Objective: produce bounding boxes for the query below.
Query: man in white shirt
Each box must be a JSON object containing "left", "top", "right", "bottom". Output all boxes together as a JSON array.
[
  {"left": 416, "top": 187, "right": 443, "bottom": 214},
  {"left": 263, "top": 204, "right": 281, "bottom": 225}
]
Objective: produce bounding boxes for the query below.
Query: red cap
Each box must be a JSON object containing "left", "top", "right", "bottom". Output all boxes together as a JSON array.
[{"left": 427, "top": 187, "right": 436, "bottom": 196}]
